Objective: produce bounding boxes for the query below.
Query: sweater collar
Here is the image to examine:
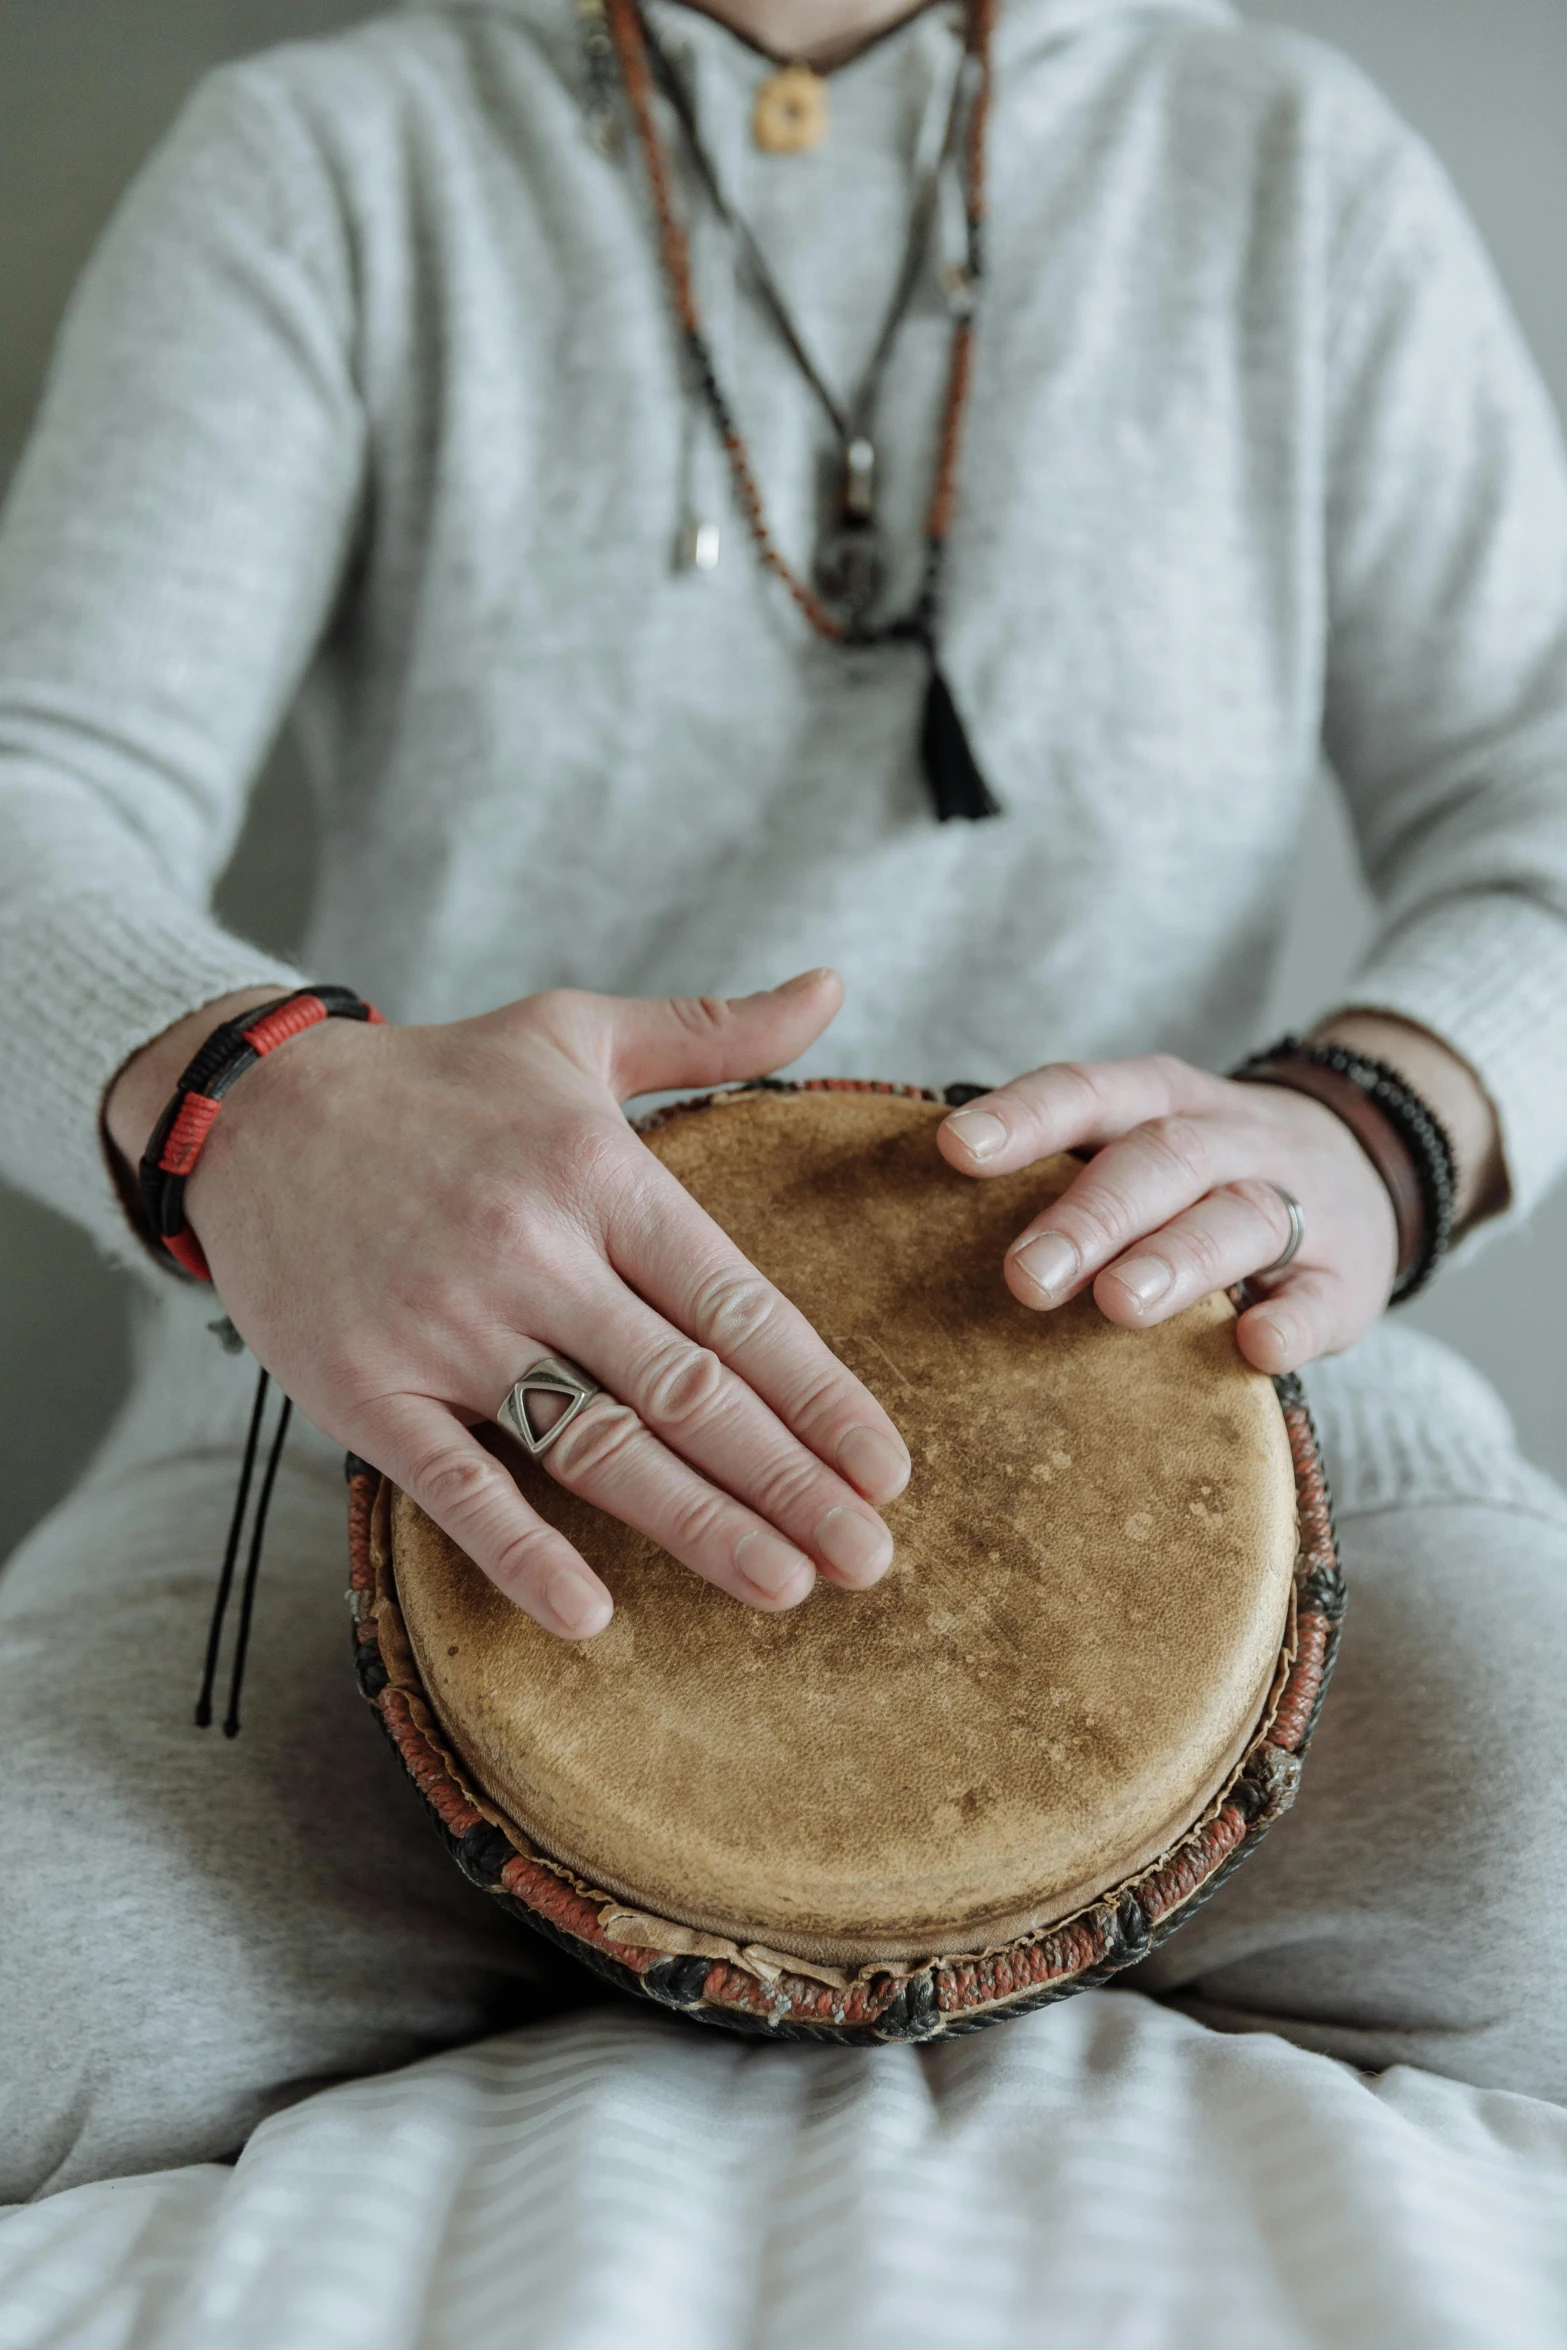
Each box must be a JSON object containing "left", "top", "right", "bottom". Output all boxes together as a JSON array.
[{"left": 415, "top": 0, "right": 1233, "bottom": 50}]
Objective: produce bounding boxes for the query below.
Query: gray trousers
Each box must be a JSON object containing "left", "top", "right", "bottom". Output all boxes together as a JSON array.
[{"left": 3, "top": 1346, "right": 1566, "bottom": 2202}]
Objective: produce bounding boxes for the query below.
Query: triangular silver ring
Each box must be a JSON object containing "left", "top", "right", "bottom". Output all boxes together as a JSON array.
[{"left": 498, "top": 1354, "right": 605, "bottom": 1460}]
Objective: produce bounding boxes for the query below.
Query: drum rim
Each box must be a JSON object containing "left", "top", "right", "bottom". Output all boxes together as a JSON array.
[{"left": 346, "top": 1080, "right": 1345, "bottom": 2044}]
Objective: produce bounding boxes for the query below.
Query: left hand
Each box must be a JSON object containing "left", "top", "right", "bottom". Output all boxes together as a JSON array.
[{"left": 938, "top": 1054, "right": 1400, "bottom": 1375}]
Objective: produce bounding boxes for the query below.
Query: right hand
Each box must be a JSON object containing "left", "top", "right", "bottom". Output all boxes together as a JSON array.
[{"left": 105, "top": 971, "right": 910, "bottom": 1639}]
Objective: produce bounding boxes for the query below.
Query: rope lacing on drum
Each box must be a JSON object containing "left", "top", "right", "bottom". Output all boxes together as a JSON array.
[{"left": 196, "top": 1355, "right": 292, "bottom": 1737}]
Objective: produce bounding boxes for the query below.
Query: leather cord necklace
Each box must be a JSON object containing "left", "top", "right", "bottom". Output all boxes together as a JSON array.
[{"left": 601, "top": 0, "right": 1003, "bottom": 821}]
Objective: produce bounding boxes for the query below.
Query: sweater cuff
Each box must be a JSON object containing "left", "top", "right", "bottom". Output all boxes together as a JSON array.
[
  {"left": 1338, "top": 891, "right": 1567, "bottom": 1233},
  {"left": 0, "top": 884, "right": 302, "bottom": 1269}
]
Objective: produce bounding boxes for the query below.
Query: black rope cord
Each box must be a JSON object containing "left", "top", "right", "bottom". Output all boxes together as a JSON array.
[{"left": 195, "top": 1362, "right": 294, "bottom": 1735}]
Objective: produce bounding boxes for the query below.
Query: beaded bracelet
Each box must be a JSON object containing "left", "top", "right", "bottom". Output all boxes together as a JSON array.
[
  {"left": 139, "top": 986, "right": 383, "bottom": 1282},
  {"left": 1230, "top": 1034, "right": 1457, "bottom": 1305}
]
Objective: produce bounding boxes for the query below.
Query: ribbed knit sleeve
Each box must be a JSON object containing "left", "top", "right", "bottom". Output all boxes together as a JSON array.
[
  {"left": 0, "top": 66, "right": 365, "bottom": 1263},
  {"left": 1321, "top": 118, "right": 1567, "bottom": 1224}
]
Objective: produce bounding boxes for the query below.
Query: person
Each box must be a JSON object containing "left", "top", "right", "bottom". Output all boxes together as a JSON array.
[{"left": 1, "top": 0, "right": 1565, "bottom": 2203}]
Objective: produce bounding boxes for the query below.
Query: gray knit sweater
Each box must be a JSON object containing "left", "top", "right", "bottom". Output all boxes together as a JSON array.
[{"left": 1, "top": 0, "right": 1566, "bottom": 1494}]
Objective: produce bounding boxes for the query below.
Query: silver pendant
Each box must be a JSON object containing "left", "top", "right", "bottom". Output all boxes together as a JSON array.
[
  {"left": 815, "top": 436, "right": 884, "bottom": 619},
  {"left": 677, "top": 518, "right": 722, "bottom": 573}
]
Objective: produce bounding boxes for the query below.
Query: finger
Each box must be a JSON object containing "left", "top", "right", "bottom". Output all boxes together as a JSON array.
[
  {"left": 368, "top": 1393, "right": 614, "bottom": 1640},
  {"left": 938, "top": 1055, "right": 1218, "bottom": 1179},
  {"left": 1002, "top": 1114, "right": 1237, "bottom": 1307},
  {"left": 1086, "top": 1181, "right": 1300, "bottom": 1327},
  {"left": 599, "top": 968, "right": 845, "bottom": 1100},
  {"left": 537, "top": 1392, "right": 818, "bottom": 1613},
  {"left": 1235, "top": 1268, "right": 1361, "bottom": 1375},
  {"left": 559, "top": 1269, "right": 896, "bottom": 1589},
  {"left": 604, "top": 1166, "right": 911, "bottom": 1506}
]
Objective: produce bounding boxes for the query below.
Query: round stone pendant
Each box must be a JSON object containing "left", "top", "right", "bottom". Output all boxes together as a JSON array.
[{"left": 752, "top": 64, "right": 829, "bottom": 155}]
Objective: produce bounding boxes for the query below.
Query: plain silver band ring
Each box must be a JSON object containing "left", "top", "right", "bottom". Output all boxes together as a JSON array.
[
  {"left": 1254, "top": 1186, "right": 1307, "bottom": 1281},
  {"left": 498, "top": 1353, "right": 606, "bottom": 1460}
]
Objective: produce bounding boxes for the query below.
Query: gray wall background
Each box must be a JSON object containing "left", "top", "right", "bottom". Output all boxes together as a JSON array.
[{"left": 1, "top": 0, "right": 1563, "bottom": 1558}]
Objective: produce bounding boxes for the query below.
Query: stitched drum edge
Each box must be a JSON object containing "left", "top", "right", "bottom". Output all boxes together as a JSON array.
[{"left": 344, "top": 1082, "right": 1345, "bottom": 2045}]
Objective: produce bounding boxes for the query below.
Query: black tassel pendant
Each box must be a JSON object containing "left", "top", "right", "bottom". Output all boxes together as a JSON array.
[{"left": 921, "top": 664, "right": 1003, "bottom": 822}]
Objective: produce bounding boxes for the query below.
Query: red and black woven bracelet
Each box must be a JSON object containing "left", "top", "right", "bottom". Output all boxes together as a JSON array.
[{"left": 139, "top": 986, "right": 383, "bottom": 1282}]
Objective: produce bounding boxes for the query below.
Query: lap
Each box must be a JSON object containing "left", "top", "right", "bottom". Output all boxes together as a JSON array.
[
  {"left": 1130, "top": 1359, "right": 1567, "bottom": 2100},
  {"left": 3, "top": 1320, "right": 1563, "bottom": 2196},
  {"left": 0, "top": 1449, "right": 597, "bottom": 2202}
]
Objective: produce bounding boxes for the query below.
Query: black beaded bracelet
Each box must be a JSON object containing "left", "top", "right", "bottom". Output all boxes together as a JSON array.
[
  {"left": 139, "top": 985, "right": 382, "bottom": 1282},
  {"left": 1230, "top": 1034, "right": 1458, "bottom": 1305}
]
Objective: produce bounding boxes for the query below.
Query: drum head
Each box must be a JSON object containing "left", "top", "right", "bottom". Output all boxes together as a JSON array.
[{"left": 382, "top": 1087, "right": 1302, "bottom": 1969}]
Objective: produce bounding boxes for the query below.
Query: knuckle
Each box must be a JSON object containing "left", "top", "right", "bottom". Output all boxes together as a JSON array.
[
  {"left": 543, "top": 1119, "right": 637, "bottom": 1233},
  {"left": 548, "top": 1399, "right": 645, "bottom": 1486},
  {"left": 1167, "top": 1219, "right": 1227, "bottom": 1284},
  {"left": 526, "top": 986, "right": 592, "bottom": 1039},
  {"left": 411, "top": 1443, "right": 501, "bottom": 1525},
  {"left": 461, "top": 1176, "right": 545, "bottom": 1266},
  {"left": 670, "top": 993, "right": 733, "bottom": 1040},
  {"left": 1056, "top": 1188, "right": 1135, "bottom": 1257},
  {"left": 488, "top": 1519, "right": 569, "bottom": 1599},
  {"left": 662, "top": 1485, "right": 732, "bottom": 1556},
  {"left": 1224, "top": 1178, "right": 1292, "bottom": 1234},
  {"left": 690, "top": 1262, "right": 778, "bottom": 1352},
  {"left": 749, "top": 1450, "right": 827, "bottom": 1524},
  {"left": 1143, "top": 1114, "right": 1212, "bottom": 1187},
  {"left": 639, "top": 1337, "right": 726, "bottom": 1428},
  {"left": 1052, "top": 1061, "right": 1109, "bottom": 1117}
]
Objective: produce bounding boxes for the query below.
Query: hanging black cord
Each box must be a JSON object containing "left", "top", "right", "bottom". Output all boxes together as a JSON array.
[
  {"left": 196, "top": 1364, "right": 271, "bottom": 1729},
  {"left": 223, "top": 1390, "right": 293, "bottom": 1739},
  {"left": 640, "top": 23, "right": 967, "bottom": 455},
  {"left": 195, "top": 1361, "right": 294, "bottom": 1735}
]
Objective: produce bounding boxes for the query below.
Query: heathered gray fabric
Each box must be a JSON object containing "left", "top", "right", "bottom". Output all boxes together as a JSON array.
[
  {"left": 3, "top": 1343, "right": 1565, "bottom": 2199},
  {"left": 2, "top": 0, "right": 1567, "bottom": 2189},
  {"left": 1, "top": 0, "right": 1567, "bottom": 1263}
]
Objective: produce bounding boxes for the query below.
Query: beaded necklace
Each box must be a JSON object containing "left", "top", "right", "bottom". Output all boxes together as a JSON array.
[{"left": 597, "top": 0, "right": 1003, "bottom": 821}]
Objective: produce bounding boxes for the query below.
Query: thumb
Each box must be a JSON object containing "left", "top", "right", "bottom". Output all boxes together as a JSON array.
[{"left": 606, "top": 968, "right": 844, "bottom": 1100}]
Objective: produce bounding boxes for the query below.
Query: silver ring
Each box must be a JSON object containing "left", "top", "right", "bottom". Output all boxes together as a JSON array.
[
  {"left": 498, "top": 1354, "right": 605, "bottom": 1459},
  {"left": 1254, "top": 1186, "right": 1306, "bottom": 1280}
]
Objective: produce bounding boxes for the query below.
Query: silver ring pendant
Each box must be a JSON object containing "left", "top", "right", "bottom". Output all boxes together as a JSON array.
[
  {"left": 498, "top": 1354, "right": 605, "bottom": 1459},
  {"left": 1254, "top": 1186, "right": 1307, "bottom": 1281}
]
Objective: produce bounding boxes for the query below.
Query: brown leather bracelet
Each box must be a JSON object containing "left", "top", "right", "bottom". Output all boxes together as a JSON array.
[{"left": 1235, "top": 1058, "right": 1427, "bottom": 1289}]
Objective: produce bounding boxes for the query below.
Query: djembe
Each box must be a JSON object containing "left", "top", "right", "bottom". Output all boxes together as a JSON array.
[{"left": 347, "top": 1083, "right": 1342, "bottom": 2042}]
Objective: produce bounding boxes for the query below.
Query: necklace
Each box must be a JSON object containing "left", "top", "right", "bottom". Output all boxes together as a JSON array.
[{"left": 599, "top": 0, "right": 1002, "bottom": 822}]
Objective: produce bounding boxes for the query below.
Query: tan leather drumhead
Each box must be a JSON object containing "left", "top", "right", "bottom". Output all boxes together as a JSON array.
[{"left": 393, "top": 1088, "right": 1298, "bottom": 1966}]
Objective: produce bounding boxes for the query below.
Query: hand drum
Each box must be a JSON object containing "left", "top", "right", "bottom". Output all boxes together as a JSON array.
[{"left": 347, "top": 1084, "right": 1342, "bottom": 2041}]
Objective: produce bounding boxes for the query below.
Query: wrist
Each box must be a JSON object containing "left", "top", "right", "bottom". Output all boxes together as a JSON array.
[
  {"left": 115, "top": 985, "right": 384, "bottom": 1281},
  {"left": 105, "top": 987, "right": 297, "bottom": 1172},
  {"left": 1231, "top": 1033, "right": 1457, "bottom": 1304},
  {"left": 1311, "top": 1011, "right": 1506, "bottom": 1233}
]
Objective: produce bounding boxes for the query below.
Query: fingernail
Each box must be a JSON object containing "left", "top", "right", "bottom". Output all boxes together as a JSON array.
[
  {"left": 546, "top": 1569, "right": 613, "bottom": 1640},
  {"left": 735, "top": 1529, "right": 815, "bottom": 1603},
  {"left": 781, "top": 967, "right": 835, "bottom": 994},
  {"left": 837, "top": 1424, "right": 911, "bottom": 1504},
  {"left": 1110, "top": 1254, "right": 1173, "bottom": 1308},
  {"left": 945, "top": 1109, "right": 1007, "bottom": 1162},
  {"left": 815, "top": 1505, "right": 894, "bottom": 1586},
  {"left": 1010, "top": 1231, "right": 1080, "bottom": 1302}
]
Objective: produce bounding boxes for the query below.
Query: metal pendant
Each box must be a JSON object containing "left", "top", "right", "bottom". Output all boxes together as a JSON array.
[
  {"left": 815, "top": 523, "right": 886, "bottom": 621},
  {"left": 815, "top": 435, "right": 884, "bottom": 622}
]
